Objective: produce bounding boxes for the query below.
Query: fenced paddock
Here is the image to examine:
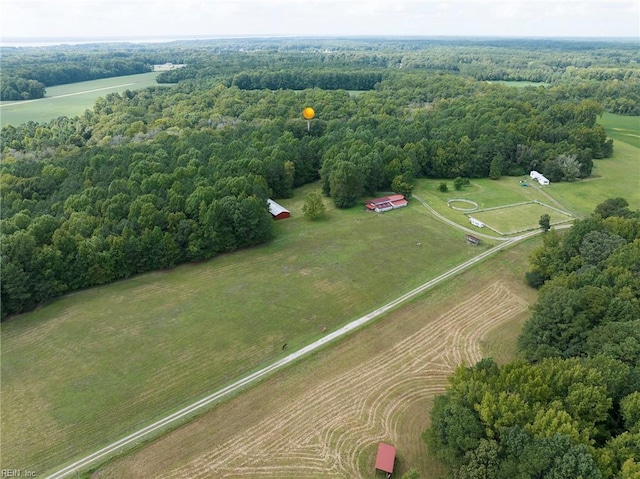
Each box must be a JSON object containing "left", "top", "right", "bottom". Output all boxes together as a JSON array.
[
  {"left": 447, "top": 199, "right": 478, "bottom": 212},
  {"left": 469, "top": 200, "right": 573, "bottom": 235}
]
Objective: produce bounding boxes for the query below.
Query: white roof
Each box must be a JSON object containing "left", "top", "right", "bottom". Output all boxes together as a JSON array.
[{"left": 267, "top": 198, "right": 290, "bottom": 216}]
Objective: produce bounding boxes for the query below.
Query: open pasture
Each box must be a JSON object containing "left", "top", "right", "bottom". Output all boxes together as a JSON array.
[
  {"left": 546, "top": 114, "right": 640, "bottom": 217},
  {"left": 417, "top": 176, "right": 572, "bottom": 233},
  {"left": 601, "top": 112, "right": 640, "bottom": 148},
  {"left": 1, "top": 190, "right": 485, "bottom": 474},
  {"left": 0, "top": 72, "right": 162, "bottom": 126},
  {"left": 93, "top": 240, "right": 539, "bottom": 478},
  {"left": 471, "top": 201, "right": 572, "bottom": 235},
  {"left": 418, "top": 113, "right": 640, "bottom": 224}
]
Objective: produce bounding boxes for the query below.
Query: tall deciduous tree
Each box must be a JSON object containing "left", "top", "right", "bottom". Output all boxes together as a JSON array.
[
  {"left": 539, "top": 214, "right": 551, "bottom": 233},
  {"left": 391, "top": 174, "right": 414, "bottom": 198},
  {"left": 329, "top": 160, "right": 364, "bottom": 208},
  {"left": 302, "top": 191, "right": 327, "bottom": 220}
]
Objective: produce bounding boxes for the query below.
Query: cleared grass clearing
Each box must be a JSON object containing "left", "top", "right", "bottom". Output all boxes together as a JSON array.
[
  {"left": 1, "top": 189, "right": 486, "bottom": 474},
  {"left": 417, "top": 113, "right": 640, "bottom": 223},
  {"left": 601, "top": 112, "right": 640, "bottom": 148},
  {"left": 0, "top": 72, "right": 163, "bottom": 126},
  {"left": 547, "top": 115, "right": 640, "bottom": 217},
  {"left": 416, "top": 177, "right": 569, "bottom": 233},
  {"left": 93, "top": 238, "right": 540, "bottom": 479},
  {"left": 472, "top": 202, "right": 572, "bottom": 235}
]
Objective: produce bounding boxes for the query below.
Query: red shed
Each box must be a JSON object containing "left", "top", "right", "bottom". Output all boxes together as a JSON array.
[
  {"left": 375, "top": 442, "right": 396, "bottom": 477},
  {"left": 465, "top": 234, "right": 480, "bottom": 245},
  {"left": 267, "top": 199, "right": 291, "bottom": 220}
]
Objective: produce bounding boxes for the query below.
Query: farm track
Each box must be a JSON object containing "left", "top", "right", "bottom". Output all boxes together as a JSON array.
[
  {"left": 0, "top": 83, "right": 137, "bottom": 108},
  {"left": 101, "top": 281, "right": 529, "bottom": 478},
  {"left": 412, "top": 195, "right": 510, "bottom": 240},
  {"left": 43, "top": 190, "right": 567, "bottom": 478},
  {"left": 47, "top": 210, "right": 546, "bottom": 478}
]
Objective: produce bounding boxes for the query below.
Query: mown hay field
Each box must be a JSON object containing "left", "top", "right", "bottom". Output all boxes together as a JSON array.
[
  {"left": 1, "top": 190, "right": 486, "bottom": 474},
  {"left": 93, "top": 239, "right": 540, "bottom": 478}
]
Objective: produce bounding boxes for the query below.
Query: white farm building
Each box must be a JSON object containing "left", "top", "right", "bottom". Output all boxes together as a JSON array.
[
  {"left": 469, "top": 217, "right": 485, "bottom": 228},
  {"left": 530, "top": 171, "right": 550, "bottom": 186}
]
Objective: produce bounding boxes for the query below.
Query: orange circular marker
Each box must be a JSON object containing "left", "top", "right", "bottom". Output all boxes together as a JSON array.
[{"left": 302, "top": 107, "right": 315, "bottom": 120}]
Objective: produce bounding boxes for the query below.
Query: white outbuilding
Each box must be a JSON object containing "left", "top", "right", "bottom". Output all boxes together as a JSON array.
[
  {"left": 469, "top": 217, "right": 485, "bottom": 228},
  {"left": 530, "top": 171, "right": 550, "bottom": 186}
]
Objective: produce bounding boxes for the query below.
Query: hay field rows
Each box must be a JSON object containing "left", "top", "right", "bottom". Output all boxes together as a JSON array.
[
  {"left": 1, "top": 199, "right": 485, "bottom": 474},
  {"left": 94, "top": 243, "right": 537, "bottom": 478}
]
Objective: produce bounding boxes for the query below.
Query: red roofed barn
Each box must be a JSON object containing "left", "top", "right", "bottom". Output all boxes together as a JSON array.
[
  {"left": 375, "top": 442, "right": 396, "bottom": 477},
  {"left": 365, "top": 194, "right": 408, "bottom": 213},
  {"left": 267, "top": 199, "right": 290, "bottom": 220}
]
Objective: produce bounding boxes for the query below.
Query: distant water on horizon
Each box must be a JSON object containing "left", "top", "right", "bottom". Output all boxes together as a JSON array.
[
  {"left": 2, "top": 34, "right": 637, "bottom": 48},
  {"left": 1, "top": 35, "right": 233, "bottom": 47}
]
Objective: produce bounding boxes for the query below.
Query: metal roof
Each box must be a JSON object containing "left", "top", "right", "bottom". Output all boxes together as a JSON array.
[
  {"left": 267, "top": 198, "right": 290, "bottom": 217},
  {"left": 375, "top": 442, "right": 396, "bottom": 474},
  {"left": 367, "top": 194, "right": 405, "bottom": 206}
]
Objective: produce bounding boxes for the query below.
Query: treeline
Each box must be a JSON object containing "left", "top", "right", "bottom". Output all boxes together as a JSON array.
[
  {"left": 522, "top": 198, "right": 640, "bottom": 362},
  {"left": 230, "top": 69, "right": 383, "bottom": 91},
  {"left": 0, "top": 77, "right": 46, "bottom": 101},
  {"left": 425, "top": 200, "right": 640, "bottom": 478},
  {"left": 3, "top": 37, "right": 638, "bottom": 113},
  {"left": 0, "top": 42, "right": 625, "bottom": 317},
  {"left": 154, "top": 51, "right": 393, "bottom": 85},
  {"left": 0, "top": 131, "right": 291, "bottom": 316},
  {"left": 0, "top": 46, "right": 163, "bottom": 100}
]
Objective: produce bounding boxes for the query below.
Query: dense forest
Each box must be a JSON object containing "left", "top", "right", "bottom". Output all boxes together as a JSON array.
[
  {"left": 425, "top": 200, "right": 640, "bottom": 478},
  {"left": 1, "top": 38, "right": 638, "bottom": 318},
  {"left": 0, "top": 45, "right": 162, "bottom": 100},
  {"left": 3, "top": 38, "right": 640, "bottom": 111}
]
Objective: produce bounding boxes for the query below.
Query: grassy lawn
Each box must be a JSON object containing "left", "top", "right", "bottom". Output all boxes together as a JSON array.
[
  {"left": 601, "top": 112, "right": 640, "bottom": 148},
  {"left": 414, "top": 176, "right": 572, "bottom": 234},
  {"left": 93, "top": 236, "right": 541, "bottom": 479},
  {"left": 1, "top": 186, "right": 485, "bottom": 474},
  {"left": 0, "top": 72, "right": 165, "bottom": 126},
  {"left": 545, "top": 114, "right": 640, "bottom": 217},
  {"left": 472, "top": 202, "right": 572, "bottom": 235},
  {"left": 417, "top": 113, "right": 639, "bottom": 222}
]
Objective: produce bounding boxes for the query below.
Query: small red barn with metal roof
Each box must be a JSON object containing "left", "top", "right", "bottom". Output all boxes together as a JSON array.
[
  {"left": 267, "top": 198, "right": 291, "bottom": 220},
  {"left": 375, "top": 442, "right": 396, "bottom": 477},
  {"left": 465, "top": 234, "right": 480, "bottom": 245},
  {"left": 365, "top": 194, "right": 408, "bottom": 213}
]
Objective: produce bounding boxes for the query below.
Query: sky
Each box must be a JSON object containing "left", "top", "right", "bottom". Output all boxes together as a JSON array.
[{"left": 1, "top": 0, "right": 638, "bottom": 41}]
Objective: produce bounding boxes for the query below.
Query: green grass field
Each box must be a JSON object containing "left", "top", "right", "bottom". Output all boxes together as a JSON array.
[
  {"left": 418, "top": 113, "right": 639, "bottom": 225},
  {"left": 544, "top": 114, "right": 640, "bottom": 217},
  {"left": 417, "top": 176, "right": 573, "bottom": 234},
  {"left": 0, "top": 72, "right": 164, "bottom": 126},
  {"left": 1, "top": 187, "right": 487, "bottom": 474},
  {"left": 601, "top": 112, "right": 640, "bottom": 148},
  {"left": 93, "top": 238, "right": 540, "bottom": 479},
  {"left": 472, "top": 202, "right": 572, "bottom": 235}
]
